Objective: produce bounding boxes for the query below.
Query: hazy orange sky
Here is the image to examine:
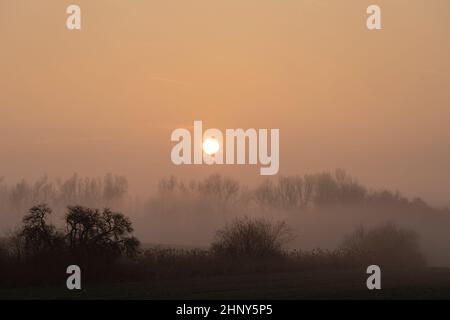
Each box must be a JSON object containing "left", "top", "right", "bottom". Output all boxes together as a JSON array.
[{"left": 1, "top": 0, "right": 450, "bottom": 205}]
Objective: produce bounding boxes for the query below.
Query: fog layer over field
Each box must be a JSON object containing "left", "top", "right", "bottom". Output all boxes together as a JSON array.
[{"left": 1, "top": 170, "right": 449, "bottom": 266}]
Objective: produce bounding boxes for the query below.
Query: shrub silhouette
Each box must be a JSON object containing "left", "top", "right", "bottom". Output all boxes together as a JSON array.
[
  {"left": 14, "top": 204, "right": 140, "bottom": 261},
  {"left": 19, "top": 204, "right": 65, "bottom": 257},
  {"left": 65, "top": 206, "right": 140, "bottom": 260},
  {"left": 211, "top": 217, "right": 293, "bottom": 259},
  {"left": 0, "top": 204, "right": 140, "bottom": 286},
  {"left": 340, "top": 223, "right": 426, "bottom": 267}
]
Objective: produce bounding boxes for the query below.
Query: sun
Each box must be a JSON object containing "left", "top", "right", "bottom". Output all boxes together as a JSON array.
[{"left": 203, "top": 138, "right": 220, "bottom": 155}]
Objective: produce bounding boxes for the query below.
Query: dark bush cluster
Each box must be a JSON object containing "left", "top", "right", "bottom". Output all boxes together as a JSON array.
[
  {"left": 0, "top": 204, "right": 139, "bottom": 286},
  {"left": 211, "top": 217, "right": 293, "bottom": 259},
  {"left": 0, "top": 202, "right": 428, "bottom": 288}
]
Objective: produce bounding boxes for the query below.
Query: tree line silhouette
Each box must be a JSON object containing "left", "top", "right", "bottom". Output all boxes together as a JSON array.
[
  {"left": 0, "top": 204, "right": 425, "bottom": 288},
  {"left": 0, "top": 169, "right": 447, "bottom": 288}
]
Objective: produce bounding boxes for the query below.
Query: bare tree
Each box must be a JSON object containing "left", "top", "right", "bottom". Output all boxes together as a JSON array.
[
  {"left": 65, "top": 206, "right": 139, "bottom": 258},
  {"left": 211, "top": 216, "right": 294, "bottom": 258}
]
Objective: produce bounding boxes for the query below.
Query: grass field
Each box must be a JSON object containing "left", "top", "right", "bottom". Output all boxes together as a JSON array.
[{"left": 2, "top": 267, "right": 450, "bottom": 299}]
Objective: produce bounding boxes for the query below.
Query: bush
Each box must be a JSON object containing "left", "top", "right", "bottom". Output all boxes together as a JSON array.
[
  {"left": 0, "top": 204, "right": 140, "bottom": 287},
  {"left": 211, "top": 217, "right": 293, "bottom": 259},
  {"left": 340, "top": 223, "right": 426, "bottom": 267},
  {"left": 65, "top": 205, "right": 140, "bottom": 260}
]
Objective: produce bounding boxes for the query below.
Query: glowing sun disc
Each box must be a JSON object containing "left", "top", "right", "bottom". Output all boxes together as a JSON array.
[{"left": 203, "top": 138, "right": 220, "bottom": 155}]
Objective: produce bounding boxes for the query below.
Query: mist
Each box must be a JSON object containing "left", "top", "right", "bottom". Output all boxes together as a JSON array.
[
  {"left": 2, "top": 0, "right": 450, "bottom": 300},
  {"left": 1, "top": 0, "right": 450, "bottom": 207},
  {"left": 1, "top": 170, "right": 450, "bottom": 267}
]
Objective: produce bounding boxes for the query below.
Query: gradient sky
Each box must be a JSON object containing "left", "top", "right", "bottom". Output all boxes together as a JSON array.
[{"left": 1, "top": 0, "right": 450, "bottom": 205}]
